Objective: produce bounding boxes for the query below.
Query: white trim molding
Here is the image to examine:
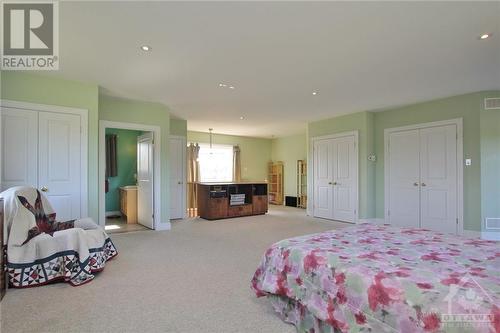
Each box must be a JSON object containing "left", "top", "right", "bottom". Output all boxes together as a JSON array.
[
  {"left": 169, "top": 135, "right": 187, "bottom": 219},
  {"left": 0, "top": 99, "right": 89, "bottom": 217},
  {"left": 308, "top": 130, "right": 360, "bottom": 224},
  {"left": 358, "top": 218, "right": 385, "bottom": 225},
  {"left": 384, "top": 118, "right": 464, "bottom": 235},
  {"left": 105, "top": 211, "right": 121, "bottom": 217},
  {"left": 99, "top": 120, "right": 167, "bottom": 230}
]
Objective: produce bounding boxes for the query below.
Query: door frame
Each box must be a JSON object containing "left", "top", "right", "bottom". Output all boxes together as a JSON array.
[
  {"left": 384, "top": 118, "right": 464, "bottom": 234},
  {"left": 99, "top": 120, "right": 164, "bottom": 230},
  {"left": 169, "top": 135, "right": 187, "bottom": 219},
  {"left": 0, "top": 99, "right": 89, "bottom": 217},
  {"left": 308, "top": 130, "right": 359, "bottom": 223}
]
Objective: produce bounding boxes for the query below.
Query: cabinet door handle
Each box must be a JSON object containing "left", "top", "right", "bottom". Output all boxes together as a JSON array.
[
  {"left": 41, "top": 186, "right": 48, "bottom": 192},
  {"left": 421, "top": 183, "right": 427, "bottom": 187},
  {"left": 413, "top": 182, "right": 419, "bottom": 186}
]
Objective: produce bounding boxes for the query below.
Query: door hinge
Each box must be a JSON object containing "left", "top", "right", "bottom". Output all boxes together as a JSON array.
[
  {"left": 354, "top": 209, "right": 357, "bottom": 215},
  {"left": 456, "top": 218, "right": 458, "bottom": 225},
  {"left": 387, "top": 210, "right": 390, "bottom": 216},
  {"left": 152, "top": 214, "right": 154, "bottom": 218},
  {"left": 152, "top": 139, "right": 155, "bottom": 145}
]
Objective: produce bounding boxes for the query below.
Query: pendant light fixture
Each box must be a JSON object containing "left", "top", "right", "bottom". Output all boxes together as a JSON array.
[{"left": 209, "top": 128, "right": 214, "bottom": 155}]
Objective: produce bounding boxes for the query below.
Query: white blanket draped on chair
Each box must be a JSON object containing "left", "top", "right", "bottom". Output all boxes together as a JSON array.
[{"left": 0, "top": 186, "right": 117, "bottom": 287}]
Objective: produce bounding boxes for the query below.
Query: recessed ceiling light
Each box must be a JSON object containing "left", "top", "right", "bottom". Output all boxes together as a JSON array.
[
  {"left": 140, "top": 45, "right": 151, "bottom": 51},
  {"left": 229, "top": 86, "right": 235, "bottom": 89},
  {"left": 479, "top": 33, "right": 491, "bottom": 40},
  {"left": 240, "top": 116, "right": 245, "bottom": 120},
  {"left": 312, "top": 91, "right": 318, "bottom": 95},
  {"left": 219, "top": 83, "right": 227, "bottom": 87}
]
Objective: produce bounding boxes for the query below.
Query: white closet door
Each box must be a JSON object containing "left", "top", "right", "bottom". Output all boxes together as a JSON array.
[
  {"left": 137, "top": 132, "right": 154, "bottom": 229},
  {"left": 332, "top": 136, "right": 356, "bottom": 223},
  {"left": 38, "top": 112, "right": 82, "bottom": 221},
  {"left": 313, "top": 139, "right": 334, "bottom": 219},
  {"left": 419, "top": 125, "right": 457, "bottom": 233},
  {"left": 169, "top": 136, "right": 185, "bottom": 219},
  {"left": 388, "top": 130, "right": 421, "bottom": 228},
  {"left": 0, "top": 108, "right": 38, "bottom": 191}
]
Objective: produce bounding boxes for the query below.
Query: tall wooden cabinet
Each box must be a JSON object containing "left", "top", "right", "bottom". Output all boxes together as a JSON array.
[{"left": 268, "top": 162, "right": 283, "bottom": 205}]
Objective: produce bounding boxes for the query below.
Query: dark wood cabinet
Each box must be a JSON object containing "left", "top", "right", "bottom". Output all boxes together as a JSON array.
[
  {"left": 252, "top": 195, "right": 268, "bottom": 214},
  {"left": 0, "top": 198, "right": 6, "bottom": 300},
  {"left": 197, "top": 182, "right": 268, "bottom": 220}
]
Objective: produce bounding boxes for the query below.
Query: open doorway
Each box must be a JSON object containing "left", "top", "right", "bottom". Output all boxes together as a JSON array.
[
  {"left": 98, "top": 121, "right": 162, "bottom": 232},
  {"left": 103, "top": 128, "right": 151, "bottom": 233}
]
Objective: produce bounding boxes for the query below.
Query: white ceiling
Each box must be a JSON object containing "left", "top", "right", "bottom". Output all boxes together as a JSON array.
[{"left": 52, "top": 1, "right": 500, "bottom": 137}]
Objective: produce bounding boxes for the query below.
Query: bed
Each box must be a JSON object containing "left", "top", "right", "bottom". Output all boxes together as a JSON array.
[{"left": 251, "top": 224, "right": 500, "bottom": 333}]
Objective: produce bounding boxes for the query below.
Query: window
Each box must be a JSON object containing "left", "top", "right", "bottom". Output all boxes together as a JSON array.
[{"left": 198, "top": 144, "right": 233, "bottom": 182}]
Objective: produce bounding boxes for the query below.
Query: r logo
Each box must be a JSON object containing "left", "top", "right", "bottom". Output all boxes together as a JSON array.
[{"left": 3, "top": 3, "right": 54, "bottom": 55}]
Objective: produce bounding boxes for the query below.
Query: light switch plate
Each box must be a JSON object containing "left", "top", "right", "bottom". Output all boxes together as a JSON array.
[{"left": 465, "top": 159, "right": 472, "bottom": 166}]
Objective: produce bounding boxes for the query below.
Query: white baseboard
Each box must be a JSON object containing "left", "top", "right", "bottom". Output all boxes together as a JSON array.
[
  {"left": 155, "top": 222, "right": 172, "bottom": 231},
  {"left": 481, "top": 231, "right": 500, "bottom": 241},
  {"left": 461, "top": 230, "right": 500, "bottom": 240},
  {"left": 358, "top": 218, "right": 385, "bottom": 224},
  {"left": 462, "top": 230, "right": 480, "bottom": 238},
  {"left": 105, "top": 211, "right": 121, "bottom": 217}
]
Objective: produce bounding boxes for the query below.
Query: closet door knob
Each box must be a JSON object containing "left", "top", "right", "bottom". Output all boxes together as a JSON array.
[
  {"left": 413, "top": 182, "right": 419, "bottom": 186},
  {"left": 328, "top": 182, "right": 333, "bottom": 185},
  {"left": 421, "top": 183, "right": 427, "bottom": 187},
  {"left": 41, "top": 186, "right": 48, "bottom": 192}
]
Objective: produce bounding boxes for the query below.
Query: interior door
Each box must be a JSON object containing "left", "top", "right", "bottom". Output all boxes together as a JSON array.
[
  {"left": 169, "top": 136, "right": 185, "bottom": 219},
  {"left": 388, "top": 130, "right": 421, "bottom": 228},
  {"left": 313, "top": 139, "right": 334, "bottom": 219},
  {"left": 0, "top": 108, "right": 38, "bottom": 191},
  {"left": 137, "top": 132, "right": 154, "bottom": 229},
  {"left": 419, "top": 125, "right": 457, "bottom": 233},
  {"left": 332, "top": 136, "right": 356, "bottom": 223},
  {"left": 38, "top": 112, "right": 82, "bottom": 221}
]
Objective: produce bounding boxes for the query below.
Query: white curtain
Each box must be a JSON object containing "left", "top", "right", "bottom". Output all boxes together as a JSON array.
[
  {"left": 187, "top": 143, "right": 200, "bottom": 216},
  {"left": 233, "top": 145, "right": 241, "bottom": 182}
]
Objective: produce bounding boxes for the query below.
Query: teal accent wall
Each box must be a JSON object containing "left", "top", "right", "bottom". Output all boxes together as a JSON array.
[
  {"left": 271, "top": 133, "right": 307, "bottom": 197},
  {"left": 99, "top": 95, "right": 171, "bottom": 225},
  {"left": 187, "top": 131, "right": 272, "bottom": 181},
  {"left": 105, "top": 128, "right": 142, "bottom": 212},
  {"left": 0, "top": 71, "right": 100, "bottom": 221},
  {"left": 480, "top": 91, "right": 500, "bottom": 229}
]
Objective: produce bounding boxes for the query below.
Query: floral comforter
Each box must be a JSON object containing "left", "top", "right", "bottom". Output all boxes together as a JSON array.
[{"left": 252, "top": 224, "right": 500, "bottom": 333}]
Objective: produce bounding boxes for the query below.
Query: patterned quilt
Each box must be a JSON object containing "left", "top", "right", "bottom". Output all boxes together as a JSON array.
[
  {"left": 252, "top": 224, "right": 500, "bottom": 333},
  {"left": 1, "top": 186, "right": 118, "bottom": 288}
]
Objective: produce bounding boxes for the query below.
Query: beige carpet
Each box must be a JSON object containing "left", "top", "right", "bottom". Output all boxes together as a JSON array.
[{"left": 0, "top": 206, "right": 349, "bottom": 333}]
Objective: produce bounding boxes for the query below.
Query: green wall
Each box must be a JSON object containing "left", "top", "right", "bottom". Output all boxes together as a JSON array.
[
  {"left": 307, "top": 91, "right": 499, "bottom": 231},
  {"left": 374, "top": 92, "right": 484, "bottom": 230},
  {"left": 99, "top": 95, "right": 171, "bottom": 225},
  {"left": 0, "top": 71, "right": 100, "bottom": 221},
  {"left": 480, "top": 91, "right": 500, "bottom": 228},
  {"left": 187, "top": 131, "right": 272, "bottom": 181},
  {"left": 271, "top": 133, "right": 307, "bottom": 197},
  {"left": 105, "top": 128, "right": 142, "bottom": 212},
  {"left": 170, "top": 118, "right": 187, "bottom": 137},
  {"left": 308, "top": 111, "right": 376, "bottom": 219}
]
